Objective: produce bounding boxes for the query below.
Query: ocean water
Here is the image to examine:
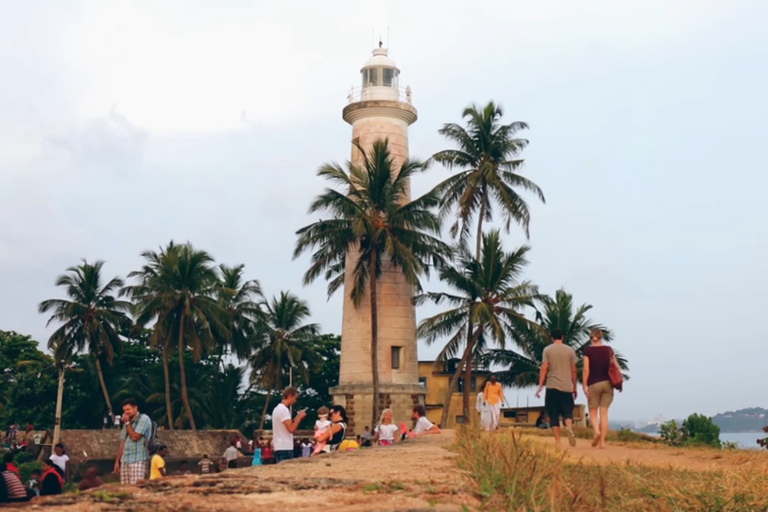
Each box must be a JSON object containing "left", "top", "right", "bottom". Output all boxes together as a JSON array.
[{"left": 720, "top": 431, "right": 764, "bottom": 449}]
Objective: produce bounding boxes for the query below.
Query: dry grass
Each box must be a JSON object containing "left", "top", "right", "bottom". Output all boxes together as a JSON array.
[{"left": 453, "top": 427, "right": 768, "bottom": 511}]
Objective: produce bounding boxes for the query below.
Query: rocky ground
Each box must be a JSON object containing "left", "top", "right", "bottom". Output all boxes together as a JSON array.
[{"left": 26, "top": 431, "right": 475, "bottom": 512}]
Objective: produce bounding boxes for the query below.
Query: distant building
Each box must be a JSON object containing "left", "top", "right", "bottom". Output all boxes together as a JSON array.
[{"left": 418, "top": 359, "right": 492, "bottom": 428}]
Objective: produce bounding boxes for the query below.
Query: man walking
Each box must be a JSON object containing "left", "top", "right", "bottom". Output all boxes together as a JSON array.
[
  {"left": 271, "top": 387, "right": 306, "bottom": 463},
  {"left": 535, "top": 329, "right": 578, "bottom": 447},
  {"left": 483, "top": 375, "right": 506, "bottom": 431},
  {"left": 114, "top": 398, "right": 152, "bottom": 484}
]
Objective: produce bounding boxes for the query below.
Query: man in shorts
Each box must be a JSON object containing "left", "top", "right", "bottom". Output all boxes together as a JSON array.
[
  {"left": 114, "top": 398, "right": 152, "bottom": 484},
  {"left": 535, "top": 329, "right": 578, "bottom": 447}
]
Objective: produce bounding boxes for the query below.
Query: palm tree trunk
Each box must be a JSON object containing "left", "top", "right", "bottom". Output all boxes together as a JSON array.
[
  {"left": 257, "top": 386, "right": 274, "bottom": 431},
  {"left": 94, "top": 357, "right": 113, "bottom": 414},
  {"left": 370, "top": 251, "right": 380, "bottom": 430},
  {"left": 53, "top": 366, "right": 65, "bottom": 446},
  {"left": 162, "top": 350, "right": 174, "bottom": 430},
  {"left": 440, "top": 327, "right": 482, "bottom": 427},
  {"left": 463, "top": 183, "right": 488, "bottom": 423},
  {"left": 178, "top": 315, "right": 197, "bottom": 430}
]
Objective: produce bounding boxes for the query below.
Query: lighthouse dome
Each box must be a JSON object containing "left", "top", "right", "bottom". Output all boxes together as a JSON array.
[{"left": 361, "top": 48, "right": 399, "bottom": 72}]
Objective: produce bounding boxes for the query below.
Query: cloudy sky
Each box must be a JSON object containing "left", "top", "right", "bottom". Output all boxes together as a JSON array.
[{"left": 1, "top": 0, "right": 766, "bottom": 422}]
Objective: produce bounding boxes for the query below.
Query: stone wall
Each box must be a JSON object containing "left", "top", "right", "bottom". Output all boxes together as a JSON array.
[{"left": 332, "top": 384, "right": 424, "bottom": 435}]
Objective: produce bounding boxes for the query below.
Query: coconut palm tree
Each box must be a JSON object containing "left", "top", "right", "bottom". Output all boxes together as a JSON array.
[
  {"left": 415, "top": 230, "right": 541, "bottom": 425},
  {"left": 482, "top": 289, "right": 630, "bottom": 387},
  {"left": 39, "top": 260, "right": 132, "bottom": 416},
  {"left": 125, "top": 242, "right": 229, "bottom": 430},
  {"left": 249, "top": 292, "right": 320, "bottom": 430},
  {"left": 294, "top": 139, "right": 451, "bottom": 426},
  {"left": 431, "top": 101, "right": 545, "bottom": 250},
  {"left": 217, "top": 264, "right": 263, "bottom": 360},
  {"left": 430, "top": 102, "right": 545, "bottom": 410}
]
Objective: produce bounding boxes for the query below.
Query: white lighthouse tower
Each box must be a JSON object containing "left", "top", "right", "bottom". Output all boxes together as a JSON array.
[{"left": 330, "top": 46, "right": 425, "bottom": 434}]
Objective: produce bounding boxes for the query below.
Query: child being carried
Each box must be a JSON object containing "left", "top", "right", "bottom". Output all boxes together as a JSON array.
[{"left": 313, "top": 406, "right": 332, "bottom": 455}]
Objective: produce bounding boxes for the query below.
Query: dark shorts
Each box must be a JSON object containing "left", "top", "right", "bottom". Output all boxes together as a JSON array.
[
  {"left": 545, "top": 389, "right": 574, "bottom": 425},
  {"left": 227, "top": 460, "right": 237, "bottom": 469},
  {"left": 274, "top": 450, "right": 293, "bottom": 463}
]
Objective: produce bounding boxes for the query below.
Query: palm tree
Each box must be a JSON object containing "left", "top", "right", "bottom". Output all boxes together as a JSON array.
[
  {"left": 415, "top": 231, "right": 541, "bottom": 425},
  {"left": 39, "top": 260, "right": 132, "bottom": 416},
  {"left": 483, "top": 289, "right": 630, "bottom": 387},
  {"left": 125, "top": 242, "right": 229, "bottom": 430},
  {"left": 294, "top": 139, "right": 451, "bottom": 426},
  {"left": 248, "top": 292, "right": 320, "bottom": 430},
  {"left": 431, "top": 101, "right": 545, "bottom": 251},
  {"left": 430, "top": 102, "right": 545, "bottom": 412},
  {"left": 217, "top": 264, "right": 263, "bottom": 360}
]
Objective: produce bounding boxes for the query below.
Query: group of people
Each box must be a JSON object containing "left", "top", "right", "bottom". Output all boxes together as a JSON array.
[
  {"left": 0, "top": 442, "right": 90, "bottom": 503},
  {"left": 263, "top": 386, "right": 441, "bottom": 464},
  {"left": 534, "top": 328, "right": 620, "bottom": 448}
]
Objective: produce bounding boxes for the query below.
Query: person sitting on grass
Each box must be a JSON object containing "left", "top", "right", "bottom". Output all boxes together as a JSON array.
[
  {"left": 409, "top": 405, "right": 441, "bottom": 437},
  {"left": 374, "top": 408, "right": 399, "bottom": 446},
  {"left": 315, "top": 405, "right": 348, "bottom": 451},
  {"left": 2, "top": 453, "right": 19, "bottom": 479},
  {"left": 40, "top": 459, "right": 64, "bottom": 496},
  {"left": 78, "top": 467, "right": 103, "bottom": 491},
  {"left": 0, "top": 462, "right": 29, "bottom": 503},
  {"left": 27, "top": 470, "right": 41, "bottom": 497}
]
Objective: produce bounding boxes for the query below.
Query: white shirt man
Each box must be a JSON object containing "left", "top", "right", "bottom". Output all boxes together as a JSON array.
[{"left": 271, "top": 387, "right": 306, "bottom": 463}]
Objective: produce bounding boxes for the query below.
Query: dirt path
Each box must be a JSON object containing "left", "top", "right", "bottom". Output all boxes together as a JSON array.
[
  {"left": 524, "top": 432, "right": 768, "bottom": 472},
  {"left": 31, "top": 431, "right": 476, "bottom": 512}
]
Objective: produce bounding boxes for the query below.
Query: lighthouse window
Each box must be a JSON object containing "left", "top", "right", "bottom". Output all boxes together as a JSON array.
[
  {"left": 383, "top": 68, "right": 394, "bottom": 86},
  {"left": 391, "top": 346, "right": 402, "bottom": 370}
]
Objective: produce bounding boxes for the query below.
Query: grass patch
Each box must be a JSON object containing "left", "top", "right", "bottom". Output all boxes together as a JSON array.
[{"left": 454, "top": 427, "right": 768, "bottom": 511}]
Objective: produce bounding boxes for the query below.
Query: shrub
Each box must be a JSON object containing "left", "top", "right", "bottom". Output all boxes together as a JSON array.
[
  {"left": 683, "top": 413, "right": 721, "bottom": 448},
  {"left": 18, "top": 460, "right": 42, "bottom": 484},
  {"left": 659, "top": 420, "right": 684, "bottom": 446},
  {"left": 758, "top": 425, "right": 767, "bottom": 449},
  {"left": 13, "top": 450, "right": 31, "bottom": 464}
]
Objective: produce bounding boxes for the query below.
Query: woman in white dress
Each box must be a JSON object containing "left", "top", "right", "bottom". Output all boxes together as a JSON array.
[{"left": 475, "top": 391, "right": 492, "bottom": 431}]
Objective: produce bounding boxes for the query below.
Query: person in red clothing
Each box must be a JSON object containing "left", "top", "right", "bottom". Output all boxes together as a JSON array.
[
  {"left": 40, "top": 459, "right": 64, "bottom": 496},
  {"left": 2, "top": 453, "right": 19, "bottom": 479},
  {"left": 261, "top": 440, "right": 273, "bottom": 465},
  {"left": 0, "top": 462, "right": 28, "bottom": 503},
  {"left": 582, "top": 328, "right": 618, "bottom": 449}
]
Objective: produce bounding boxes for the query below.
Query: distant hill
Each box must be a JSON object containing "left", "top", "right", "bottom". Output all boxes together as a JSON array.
[{"left": 712, "top": 407, "right": 767, "bottom": 432}]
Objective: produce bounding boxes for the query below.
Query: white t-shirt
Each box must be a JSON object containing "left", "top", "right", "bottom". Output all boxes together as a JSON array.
[
  {"left": 315, "top": 419, "right": 331, "bottom": 432},
  {"left": 271, "top": 403, "right": 293, "bottom": 451},
  {"left": 414, "top": 416, "right": 435, "bottom": 434},
  {"left": 375, "top": 423, "right": 399, "bottom": 442},
  {"left": 50, "top": 454, "right": 69, "bottom": 473},
  {"left": 223, "top": 446, "right": 238, "bottom": 462}
]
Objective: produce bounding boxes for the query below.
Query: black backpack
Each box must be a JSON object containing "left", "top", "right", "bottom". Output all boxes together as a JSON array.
[{"left": 141, "top": 414, "right": 159, "bottom": 454}]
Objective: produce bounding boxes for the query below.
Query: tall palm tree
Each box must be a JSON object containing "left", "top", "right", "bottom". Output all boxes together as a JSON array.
[
  {"left": 431, "top": 101, "right": 545, "bottom": 251},
  {"left": 217, "top": 264, "right": 263, "bottom": 360},
  {"left": 125, "top": 242, "right": 229, "bottom": 430},
  {"left": 39, "top": 260, "right": 132, "bottom": 415},
  {"left": 249, "top": 292, "right": 320, "bottom": 430},
  {"left": 483, "top": 289, "right": 630, "bottom": 387},
  {"left": 294, "top": 139, "right": 451, "bottom": 426},
  {"left": 415, "top": 231, "right": 541, "bottom": 425},
  {"left": 430, "top": 102, "right": 545, "bottom": 410}
]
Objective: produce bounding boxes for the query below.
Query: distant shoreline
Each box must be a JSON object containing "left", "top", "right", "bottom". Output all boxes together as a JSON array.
[{"left": 721, "top": 430, "right": 763, "bottom": 434}]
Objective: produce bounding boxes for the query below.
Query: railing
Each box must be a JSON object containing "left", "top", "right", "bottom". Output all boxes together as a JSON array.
[{"left": 346, "top": 85, "right": 413, "bottom": 104}]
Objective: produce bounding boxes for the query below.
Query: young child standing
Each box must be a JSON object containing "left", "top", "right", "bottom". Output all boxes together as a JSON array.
[
  {"left": 313, "top": 406, "right": 332, "bottom": 455},
  {"left": 374, "top": 408, "right": 399, "bottom": 446},
  {"left": 198, "top": 454, "right": 215, "bottom": 474}
]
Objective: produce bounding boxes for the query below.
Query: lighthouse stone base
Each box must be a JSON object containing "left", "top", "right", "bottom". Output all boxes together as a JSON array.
[{"left": 330, "top": 383, "right": 425, "bottom": 436}]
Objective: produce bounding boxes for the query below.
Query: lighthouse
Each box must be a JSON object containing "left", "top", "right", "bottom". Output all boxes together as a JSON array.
[{"left": 330, "top": 46, "right": 425, "bottom": 434}]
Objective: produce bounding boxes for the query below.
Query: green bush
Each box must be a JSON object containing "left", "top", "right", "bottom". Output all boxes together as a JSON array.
[
  {"left": 683, "top": 413, "right": 721, "bottom": 448},
  {"left": 659, "top": 420, "right": 684, "bottom": 446},
  {"left": 18, "top": 460, "right": 42, "bottom": 484},
  {"left": 13, "top": 450, "right": 31, "bottom": 464}
]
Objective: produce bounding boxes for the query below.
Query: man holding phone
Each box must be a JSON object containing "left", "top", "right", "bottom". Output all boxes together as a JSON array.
[{"left": 271, "top": 387, "right": 306, "bottom": 463}]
